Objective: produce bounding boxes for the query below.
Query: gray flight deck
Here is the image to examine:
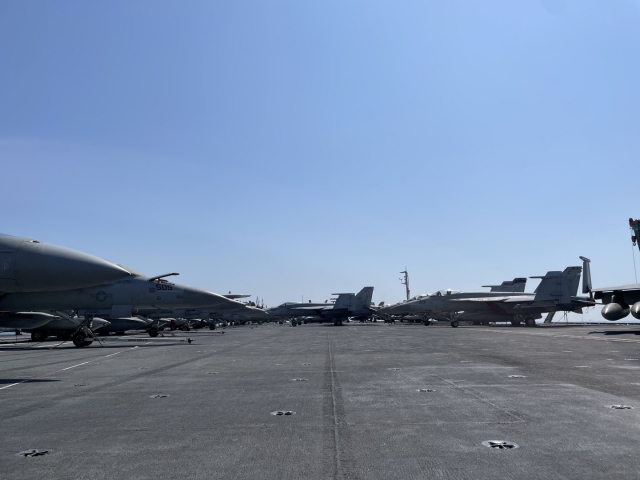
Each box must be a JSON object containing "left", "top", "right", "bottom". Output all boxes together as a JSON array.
[{"left": 2, "top": 322, "right": 640, "bottom": 479}]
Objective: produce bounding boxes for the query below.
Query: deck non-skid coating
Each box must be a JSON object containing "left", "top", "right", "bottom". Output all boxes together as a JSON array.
[{"left": 2, "top": 323, "right": 640, "bottom": 479}]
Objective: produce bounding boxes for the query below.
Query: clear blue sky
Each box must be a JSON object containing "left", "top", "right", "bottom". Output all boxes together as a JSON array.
[{"left": 1, "top": 1, "right": 639, "bottom": 318}]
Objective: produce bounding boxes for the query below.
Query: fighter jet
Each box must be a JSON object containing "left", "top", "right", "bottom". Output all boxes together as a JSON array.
[
  {"left": 0, "top": 270, "right": 252, "bottom": 346},
  {"left": 0, "top": 233, "right": 130, "bottom": 293},
  {"left": 267, "top": 287, "right": 375, "bottom": 326},
  {"left": 0, "top": 233, "right": 130, "bottom": 335},
  {"left": 379, "top": 265, "right": 594, "bottom": 327},
  {"left": 587, "top": 218, "right": 640, "bottom": 321},
  {"left": 379, "top": 278, "right": 527, "bottom": 324},
  {"left": 128, "top": 303, "right": 270, "bottom": 332}
]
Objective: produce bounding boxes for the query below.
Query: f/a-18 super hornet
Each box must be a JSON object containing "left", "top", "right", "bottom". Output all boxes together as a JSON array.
[
  {"left": 0, "top": 233, "right": 130, "bottom": 334},
  {"left": 0, "top": 268, "right": 252, "bottom": 346},
  {"left": 379, "top": 263, "right": 594, "bottom": 327},
  {"left": 379, "top": 278, "right": 527, "bottom": 324},
  {"left": 267, "top": 287, "right": 374, "bottom": 326},
  {"left": 587, "top": 218, "right": 640, "bottom": 322},
  {"left": 135, "top": 301, "right": 270, "bottom": 332},
  {"left": 94, "top": 291, "right": 267, "bottom": 334}
]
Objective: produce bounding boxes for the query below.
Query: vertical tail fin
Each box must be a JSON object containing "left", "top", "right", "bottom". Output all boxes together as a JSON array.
[
  {"left": 332, "top": 294, "right": 353, "bottom": 309},
  {"left": 579, "top": 256, "right": 592, "bottom": 295},
  {"left": 532, "top": 266, "right": 582, "bottom": 303},
  {"left": 355, "top": 287, "right": 374, "bottom": 307}
]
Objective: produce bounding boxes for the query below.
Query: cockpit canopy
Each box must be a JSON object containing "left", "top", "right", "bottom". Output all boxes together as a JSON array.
[
  {"left": 429, "top": 289, "right": 461, "bottom": 297},
  {"left": 407, "top": 294, "right": 430, "bottom": 302}
]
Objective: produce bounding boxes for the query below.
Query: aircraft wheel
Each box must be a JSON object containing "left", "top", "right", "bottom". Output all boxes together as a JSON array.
[
  {"left": 424, "top": 321, "right": 430, "bottom": 326},
  {"left": 72, "top": 333, "right": 88, "bottom": 347},
  {"left": 31, "top": 330, "right": 47, "bottom": 342},
  {"left": 511, "top": 320, "right": 521, "bottom": 327},
  {"left": 182, "top": 326, "right": 190, "bottom": 332},
  {"left": 148, "top": 328, "right": 159, "bottom": 337},
  {"left": 450, "top": 320, "right": 459, "bottom": 328},
  {"left": 209, "top": 325, "right": 216, "bottom": 330},
  {"left": 525, "top": 317, "right": 536, "bottom": 327}
]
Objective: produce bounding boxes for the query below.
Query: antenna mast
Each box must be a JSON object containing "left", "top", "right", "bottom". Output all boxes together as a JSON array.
[{"left": 400, "top": 268, "right": 410, "bottom": 301}]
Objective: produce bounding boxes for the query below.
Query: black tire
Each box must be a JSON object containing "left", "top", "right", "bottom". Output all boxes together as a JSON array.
[
  {"left": 525, "top": 317, "right": 536, "bottom": 327},
  {"left": 149, "top": 328, "right": 159, "bottom": 337},
  {"left": 72, "top": 334, "right": 87, "bottom": 347},
  {"left": 451, "top": 320, "right": 459, "bottom": 328},
  {"left": 424, "top": 321, "right": 430, "bottom": 326},
  {"left": 182, "top": 326, "right": 190, "bottom": 332},
  {"left": 31, "top": 330, "right": 47, "bottom": 342},
  {"left": 209, "top": 325, "right": 216, "bottom": 330}
]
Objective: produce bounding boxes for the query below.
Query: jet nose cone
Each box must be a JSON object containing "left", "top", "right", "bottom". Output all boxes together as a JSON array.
[
  {"left": 247, "top": 306, "right": 269, "bottom": 317},
  {"left": 15, "top": 241, "right": 130, "bottom": 292},
  {"left": 182, "top": 286, "right": 233, "bottom": 309}
]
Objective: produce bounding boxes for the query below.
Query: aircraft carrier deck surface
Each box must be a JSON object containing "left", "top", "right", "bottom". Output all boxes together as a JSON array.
[{"left": 2, "top": 322, "right": 640, "bottom": 480}]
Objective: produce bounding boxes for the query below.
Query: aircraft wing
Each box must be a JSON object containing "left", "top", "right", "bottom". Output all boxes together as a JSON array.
[
  {"left": 290, "top": 306, "right": 334, "bottom": 312},
  {"left": 591, "top": 283, "right": 640, "bottom": 292},
  {"left": 449, "top": 296, "right": 514, "bottom": 303}
]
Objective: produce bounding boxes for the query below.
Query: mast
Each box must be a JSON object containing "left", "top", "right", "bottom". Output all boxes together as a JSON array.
[{"left": 399, "top": 268, "right": 410, "bottom": 301}]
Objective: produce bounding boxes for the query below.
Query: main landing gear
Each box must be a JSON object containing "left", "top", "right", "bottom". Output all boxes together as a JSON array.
[
  {"left": 69, "top": 316, "right": 101, "bottom": 347},
  {"left": 30, "top": 330, "right": 48, "bottom": 342}
]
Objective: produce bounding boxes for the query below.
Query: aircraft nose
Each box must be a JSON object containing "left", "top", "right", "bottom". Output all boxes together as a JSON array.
[
  {"left": 15, "top": 241, "right": 130, "bottom": 292},
  {"left": 247, "top": 306, "right": 269, "bottom": 316},
  {"left": 182, "top": 286, "right": 233, "bottom": 309}
]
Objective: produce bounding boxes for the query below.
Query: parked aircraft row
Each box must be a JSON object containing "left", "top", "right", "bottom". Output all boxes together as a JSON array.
[
  {"left": 379, "top": 218, "right": 640, "bottom": 327},
  {"left": 3, "top": 218, "right": 639, "bottom": 345},
  {"left": 0, "top": 233, "right": 267, "bottom": 346},
  {"left": 379, "top": 259, "right": 595, "bottom": 327}
]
